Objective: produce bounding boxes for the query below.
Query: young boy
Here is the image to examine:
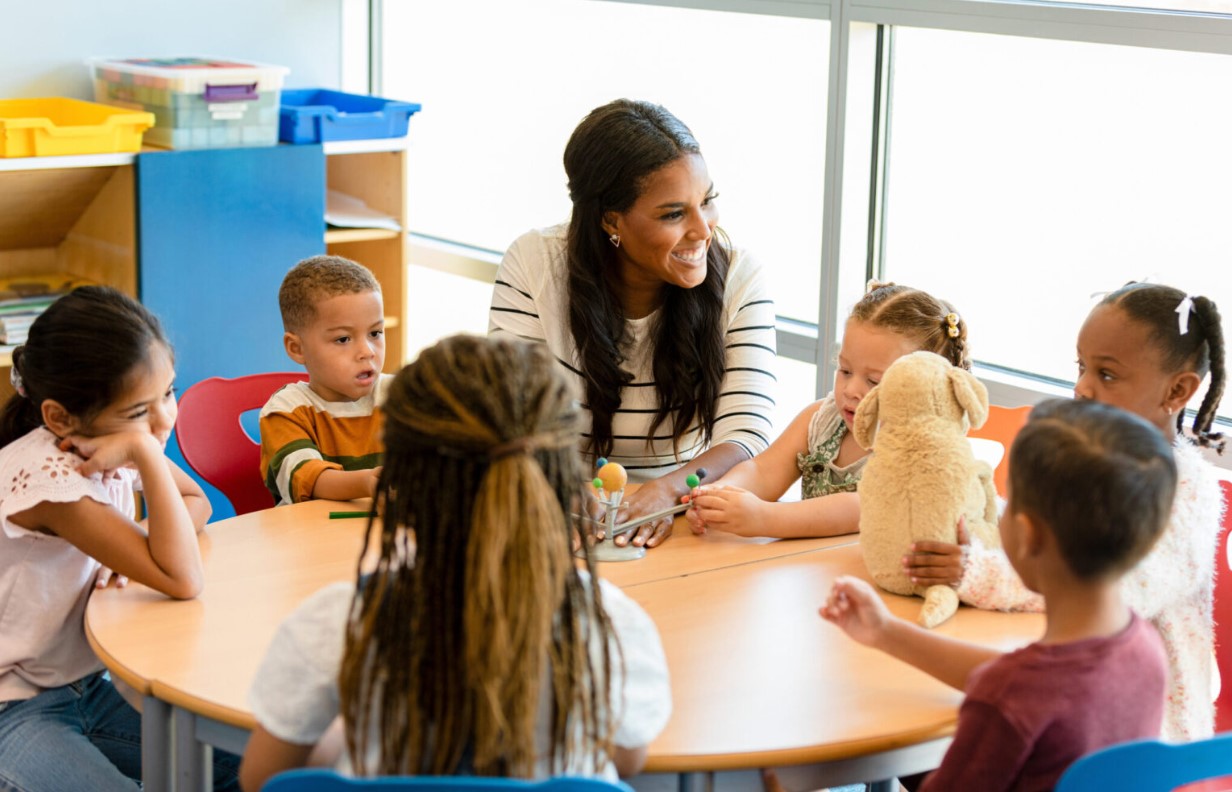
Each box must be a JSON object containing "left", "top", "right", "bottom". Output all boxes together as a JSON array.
[
  {"left": 822, "top": 398, "right": 1173, "bottom": 791},
  {"left": 260, "top": 255, "right": 391, "bottom": 505}
]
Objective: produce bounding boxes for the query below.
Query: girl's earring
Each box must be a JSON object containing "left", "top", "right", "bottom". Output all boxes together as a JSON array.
[
  {"left": 1165, "top": 405, "right": 1175, "bottom": 416},
  {"left": 609, "top": 233, "right": 621, "bottom": 248}
]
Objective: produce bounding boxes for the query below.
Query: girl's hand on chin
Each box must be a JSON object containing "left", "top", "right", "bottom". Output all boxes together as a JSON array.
[{"left": 59, "top": 432, "right": 157, "bottom": 478}]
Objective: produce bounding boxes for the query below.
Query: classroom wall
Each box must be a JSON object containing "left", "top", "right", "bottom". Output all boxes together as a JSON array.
[{"left": 3, "top": 0, "right": 344, "bottom": 99}]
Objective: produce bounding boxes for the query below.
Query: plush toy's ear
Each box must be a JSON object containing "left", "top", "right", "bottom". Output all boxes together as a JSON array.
[
  {"left": 852, "top": 387, "right": 880, "bottom": 449},
  {"left": 948, "top": 367, "right": 990, "bottom": 430}
]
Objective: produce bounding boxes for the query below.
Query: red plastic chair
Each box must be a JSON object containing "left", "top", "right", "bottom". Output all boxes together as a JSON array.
[
  {"left": 967, "top": 404, "right": 1032, "bottom": 498},
  {"left": 176, "top": 372, "right": 307, "bottom": 516}
]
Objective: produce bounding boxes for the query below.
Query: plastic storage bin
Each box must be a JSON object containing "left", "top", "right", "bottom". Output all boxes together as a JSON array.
[
  {"left": 279, "top": 89, "right": 421, "bottom": 144},
  {"left": 89, "top": 57, "right": 288, "bottom": 150},
  {"left": 0, "top": 98, "right": 154, "bottom": 158}
]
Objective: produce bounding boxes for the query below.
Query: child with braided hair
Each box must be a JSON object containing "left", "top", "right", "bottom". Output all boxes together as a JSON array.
[
  {"left": 687, "top": 281, "right": 973, "bottom": 538},
  {"left": 906, "top": 282, "right": 1227, "bottom": 741},
  {"left": 239, "top": 335, "right": 670, "bottom": 790}
]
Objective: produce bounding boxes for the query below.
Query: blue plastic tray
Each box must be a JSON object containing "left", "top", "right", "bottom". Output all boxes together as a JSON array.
[{"left": 278, "top": 89, "right": 421, "bottom": 144}]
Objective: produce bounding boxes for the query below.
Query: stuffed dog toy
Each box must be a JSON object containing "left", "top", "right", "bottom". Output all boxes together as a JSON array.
[{"left": 853, "top": 350, "right": 1000, "bottom": 628}]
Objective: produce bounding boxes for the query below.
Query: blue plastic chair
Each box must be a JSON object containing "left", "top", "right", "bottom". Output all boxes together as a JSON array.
[
  {"left": 262, "top": 772, "right": 634, "bottom": 792},
  {"left": 1054, "top": 733, "right": 1232, "bottom": 791}
]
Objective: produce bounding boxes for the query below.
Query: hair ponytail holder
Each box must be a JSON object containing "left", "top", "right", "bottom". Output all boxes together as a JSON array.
[
  {"left": 488, "top": 436, "right": 538, "bottom": 460},
  {"left": 487, "top": 431, "right": 573, "bottom": 460},
  {"left": 9, "top": 367, "right": 25, "bottom": 398},
  {"left": 1176, "top": 295, "right": 1196, "bottom": 336},
  {"left": 944, "top": 312, "right": 961, "bottom": 338}
]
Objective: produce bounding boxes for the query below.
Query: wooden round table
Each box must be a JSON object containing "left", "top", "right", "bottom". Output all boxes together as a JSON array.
[{"left": 85, "top": 498, "right": 1042, "bottom": 792}]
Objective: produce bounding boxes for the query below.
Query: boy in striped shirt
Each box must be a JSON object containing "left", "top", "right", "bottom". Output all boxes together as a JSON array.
[{"left": 260, "top": 255, "right": 391, "bottom": 505}]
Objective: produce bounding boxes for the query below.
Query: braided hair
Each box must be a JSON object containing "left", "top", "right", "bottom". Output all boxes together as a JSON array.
[
  {"left": 850, "top": 281, "right": 971, "bottom": 370},
  {"left": 338, "top": 334, "right": 616, "bottom": 777},
  {"left": 1100, "top": 282, "right": 1226, "bottom": 452}
]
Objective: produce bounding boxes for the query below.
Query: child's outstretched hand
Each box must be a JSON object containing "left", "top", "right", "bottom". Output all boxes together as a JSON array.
[
  {"left": 685, "top": 484, "right": 764, "bottom": 536},
  {"left": 902, "top": 515, "right": 970, "bottom": 588},
  {"left": 820, "top": 576, "right": 892, "bottom": 647}
]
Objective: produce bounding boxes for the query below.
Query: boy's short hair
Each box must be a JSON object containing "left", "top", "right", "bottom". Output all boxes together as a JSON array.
[
  {"left": 1008, "top": 398, "right": 1177, "bottom": 581},
  {"left": 279, "top": 255, "right": 381, "bottom": 332}
]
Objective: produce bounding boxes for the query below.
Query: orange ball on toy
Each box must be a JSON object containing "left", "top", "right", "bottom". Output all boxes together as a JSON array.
[{"left": 596, "top": 461, "right": 628, "bottom": 492}]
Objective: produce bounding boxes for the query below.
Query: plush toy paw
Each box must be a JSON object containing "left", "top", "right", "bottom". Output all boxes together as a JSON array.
[{"left": 918, "top": 584, "right": 959, "bottom": 628}]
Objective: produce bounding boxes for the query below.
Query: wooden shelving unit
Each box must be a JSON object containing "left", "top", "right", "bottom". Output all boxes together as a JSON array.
[
  {"left": 323, "top": 138, "right": 407, "bottom": 370},
  {"left": 0, "top": 153, "right": 138, "bottom": 391},
  {"left": 0, "top": 139, "right": 411, "bottom": 397}
]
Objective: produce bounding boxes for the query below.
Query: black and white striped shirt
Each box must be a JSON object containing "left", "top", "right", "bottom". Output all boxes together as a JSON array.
[{"left": 489, "top": 225, "right": 777, "bottom": 482}]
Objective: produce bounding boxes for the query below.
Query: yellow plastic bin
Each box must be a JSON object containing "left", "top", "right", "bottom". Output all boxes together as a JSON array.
[{"left": 0, "top": 98, "right": 154, "bottom": 158}]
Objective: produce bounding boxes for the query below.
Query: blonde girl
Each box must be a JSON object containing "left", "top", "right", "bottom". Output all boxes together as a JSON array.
[
  {"left": 907, "top": 282, "right": 1226, "bottom": 741},
  {"left": 240, "top": 335, "right": 670, "bottom": 789},
  {"left": 688, "top": 281, "right": 970, "bottom": 538},
  {"left": 0, "top": 286, "right": 235, "bottom": 790}
]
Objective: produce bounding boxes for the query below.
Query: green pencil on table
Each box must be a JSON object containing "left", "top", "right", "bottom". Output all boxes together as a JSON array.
[{"left": 329, "top": 510, "right": 369, "bottom": 519}]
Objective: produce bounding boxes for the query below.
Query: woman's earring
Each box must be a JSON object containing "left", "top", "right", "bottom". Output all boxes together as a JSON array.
[{"left": 609, "top": 233, "right": 621, "bottom": 248}]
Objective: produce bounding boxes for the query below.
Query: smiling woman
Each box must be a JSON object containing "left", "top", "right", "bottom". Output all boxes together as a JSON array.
[{"left": 489, "top": 99, "right": 777, "bottom": 549}]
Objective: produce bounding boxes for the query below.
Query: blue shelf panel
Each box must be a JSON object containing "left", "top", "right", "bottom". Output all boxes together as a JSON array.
[{"left": 136, "top": 144, "right": 326, "bottom": 519}]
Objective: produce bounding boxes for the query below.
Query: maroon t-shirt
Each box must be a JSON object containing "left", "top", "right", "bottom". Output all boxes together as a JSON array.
[{"left": 920, "top": 612, "right": 1166, "bottom": 792}]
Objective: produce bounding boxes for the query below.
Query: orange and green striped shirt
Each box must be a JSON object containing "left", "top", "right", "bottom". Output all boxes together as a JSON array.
[{"left": 258, "top": 376, "right": 391, "bottom": 505}]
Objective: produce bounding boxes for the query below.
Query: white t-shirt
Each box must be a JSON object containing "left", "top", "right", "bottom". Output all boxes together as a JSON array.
[
  {"left": 489, "top": 225, "right": 777, "bottom": 481},
  {"left": 249, "top": 574, "right": 671, "bottom": 780},
  {"left": 0, "top": 427, "right": 142, "bottom": 700}
]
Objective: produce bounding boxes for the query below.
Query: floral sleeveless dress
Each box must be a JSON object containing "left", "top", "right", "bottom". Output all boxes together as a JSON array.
[{"left": 795, "top": 393, "right": 869, "bottom": 499}]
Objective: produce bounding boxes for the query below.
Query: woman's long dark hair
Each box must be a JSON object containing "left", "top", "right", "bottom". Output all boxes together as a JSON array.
[
  {"left": 339, "top": 335, "right": 615, "bottom": 777},
  {"left": 0, "top": 286, "right": 168, "bottom": 446},
  {"left": 563, "top": 99, "right": 730, "bottom": 459}
]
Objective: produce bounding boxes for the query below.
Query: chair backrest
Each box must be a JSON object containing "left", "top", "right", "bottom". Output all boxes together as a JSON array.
[
  {"left": 1055, "top": 732, "right": 1232, "bottom": 791},
  {"left": 262, "top": 772, "right": 633, "bottom": 792},
  {"left": 175, "top": 372, "right": 307, "bottom": 516},
  {"left": 1213, "top": 478, "right": 1232, "bottom": 732},
  {"left": 966, "top": 404, "right": 1032, "bottom": 498}
]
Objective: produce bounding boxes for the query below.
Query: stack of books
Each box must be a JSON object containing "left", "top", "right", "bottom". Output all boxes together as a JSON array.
[{"left": 0, "top": 276, "right": 97, "bottom": 353}]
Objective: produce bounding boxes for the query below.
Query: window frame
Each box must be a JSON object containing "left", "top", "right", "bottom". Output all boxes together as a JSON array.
[{"left": 369, "top": 0, "right": 1232, "bottom": 448}]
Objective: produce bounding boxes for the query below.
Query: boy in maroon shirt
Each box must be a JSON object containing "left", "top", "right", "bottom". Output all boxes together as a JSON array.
[{"left": 822, "top": 398, "right": 1172, "bottom": 792}]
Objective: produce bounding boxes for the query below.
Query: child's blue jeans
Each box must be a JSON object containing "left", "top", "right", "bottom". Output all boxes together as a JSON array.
[{"left": 0, "top": 671, "right": 239, "bottom": 791}]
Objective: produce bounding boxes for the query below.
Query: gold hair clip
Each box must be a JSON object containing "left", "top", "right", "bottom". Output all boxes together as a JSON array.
[{"left": 944, "top": 312, "right": 961, "bottom": 338}]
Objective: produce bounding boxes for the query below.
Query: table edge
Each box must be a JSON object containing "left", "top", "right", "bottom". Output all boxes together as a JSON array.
[
  {"left": 85, "top": 599, "right": 154, "bottom": 695},
  {"left": 642, "top": 721, "right": 958, "bottom": 773},
  {"left": 151, "top": 680, "right": 257, "bottom": 731}
]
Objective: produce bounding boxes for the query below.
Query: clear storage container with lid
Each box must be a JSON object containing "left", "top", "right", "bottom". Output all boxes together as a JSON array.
[{"left": 89, "top": 57, "right": 289, "bottom": 149}]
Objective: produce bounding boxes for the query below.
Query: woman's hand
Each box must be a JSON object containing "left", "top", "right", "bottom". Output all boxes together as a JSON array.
[
  {"left": 819, "top": 576, "right": 893, "bottom": 648},
  {"left": 902, "top": 516, "right": 970, "bottom": 588},
  {"left": 615, "top": 478, "right": 682, "bottom": 548},
  {"left": 579, "top": 489, "right": 608, "bottom": 542}
]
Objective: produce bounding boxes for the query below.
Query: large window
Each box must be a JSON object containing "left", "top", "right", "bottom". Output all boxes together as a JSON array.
[
  {"left": 375, "top": 0, "right": 1232, "bottom": 433},
  {"left": 883, "top": 28, "right": 1232, "bottom": 389},
  {"left": 382, "top": 0, "right": 829, "bottom": 323}
]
